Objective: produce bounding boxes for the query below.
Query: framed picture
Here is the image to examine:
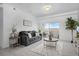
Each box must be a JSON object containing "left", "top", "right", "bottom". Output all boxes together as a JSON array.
[{"left": 23, "top": 20, "right": 32, "bottom": 26}]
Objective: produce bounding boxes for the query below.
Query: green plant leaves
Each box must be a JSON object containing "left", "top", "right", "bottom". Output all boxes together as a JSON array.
[{"left": 66, "top": 17, "right": 78, "bottom": 30}]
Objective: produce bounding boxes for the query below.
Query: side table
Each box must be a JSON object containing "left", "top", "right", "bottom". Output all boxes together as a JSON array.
[{"left": 9, "top": 37, "right": 19, "bottom": 47}]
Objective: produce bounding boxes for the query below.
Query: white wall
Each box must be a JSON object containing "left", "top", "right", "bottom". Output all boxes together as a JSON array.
[
  {"left": 38, "top": 11, "right": 78, "bottom": 41},
  {"left": 2, "top": 4, "right": 37, "bottom": 48},
  {"left": 0, "top": 6, "right": 3, "bottom": 48}
]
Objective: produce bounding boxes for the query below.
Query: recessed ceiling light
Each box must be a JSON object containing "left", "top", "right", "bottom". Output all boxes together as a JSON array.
[{"left": 43, "top": 5, "right": 52, "bottom": 11}]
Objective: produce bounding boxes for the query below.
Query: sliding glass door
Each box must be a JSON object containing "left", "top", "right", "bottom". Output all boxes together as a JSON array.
[{"left": 44, "top": 22, "right": 60, "bottom": 39}]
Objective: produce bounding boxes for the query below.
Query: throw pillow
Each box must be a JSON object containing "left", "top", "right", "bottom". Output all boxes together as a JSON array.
[
  {"left": 28, "top": 33, "right": 32, "bottom": 38},
  {"left": 36, "top": 33, "right": 39, "bottom": 36}
]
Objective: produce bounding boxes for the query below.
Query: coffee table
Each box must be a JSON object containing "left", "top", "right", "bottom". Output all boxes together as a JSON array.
[{"left": 43, "top": 38, "right": 58, "bottom": 47}]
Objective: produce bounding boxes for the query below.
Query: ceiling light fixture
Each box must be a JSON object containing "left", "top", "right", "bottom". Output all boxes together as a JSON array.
[{"left": 43, "top": 5, "right": 52, "bottom": 11}]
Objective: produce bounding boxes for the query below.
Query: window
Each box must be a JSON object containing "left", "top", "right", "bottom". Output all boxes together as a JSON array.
[
  {"left": 44, "top": 23, "right": 50, "bottom": 28},
  {"left": 77, "top": 27, "right": 79, "bottom": 32},
  {"left": 44, "top": 22, "right": 60, "bottom": 29}
]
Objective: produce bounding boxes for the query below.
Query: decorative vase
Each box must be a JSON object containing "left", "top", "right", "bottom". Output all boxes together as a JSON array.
[{"left": 49, "top": 34, "right": 52, "bottom": 41}]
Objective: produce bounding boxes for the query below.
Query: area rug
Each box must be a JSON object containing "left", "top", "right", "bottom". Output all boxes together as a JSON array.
[{"left": 31, "top": 44, "right": 60, "bottom": 56}]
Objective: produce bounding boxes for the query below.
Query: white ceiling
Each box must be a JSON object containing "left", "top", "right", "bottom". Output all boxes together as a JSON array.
[{"left": 10, "top": 3, "right": 79, "bottom": 17}]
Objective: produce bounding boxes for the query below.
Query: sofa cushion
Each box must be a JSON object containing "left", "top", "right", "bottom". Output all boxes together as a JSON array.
[{"left": 19, "top": 31, "right": 28, "bottom": 37}]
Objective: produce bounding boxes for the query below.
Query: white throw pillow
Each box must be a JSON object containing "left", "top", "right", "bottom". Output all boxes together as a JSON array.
[
  {"left": 28, "top": 33, "right": 32, "bottom": 38},
  {"left": 36, "top": 33, "right": 39, "bottom": 36}
]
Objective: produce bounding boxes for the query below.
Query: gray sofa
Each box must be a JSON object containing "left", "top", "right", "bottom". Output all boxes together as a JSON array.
[{"left": 18, "top": 31, "right": 42, "bottom": 46}]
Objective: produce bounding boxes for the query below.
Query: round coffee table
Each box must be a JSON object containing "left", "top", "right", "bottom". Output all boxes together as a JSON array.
[{"left": 43, "top": 38, "right": 58, "bottom": 47}]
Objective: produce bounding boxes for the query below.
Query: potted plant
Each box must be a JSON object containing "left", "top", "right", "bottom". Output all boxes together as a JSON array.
[
  {"left": 65, "top": 17, "right": 78, "bottom": 43},
  {"left": 38, "top": 29, "right": 42, "bottom": 36}
]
